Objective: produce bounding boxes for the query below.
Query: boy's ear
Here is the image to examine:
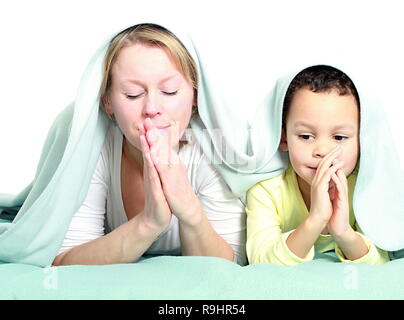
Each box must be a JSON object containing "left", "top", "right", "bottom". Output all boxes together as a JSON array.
[{"left": 279, "top": 129, "right": 288, "bottom": 152}]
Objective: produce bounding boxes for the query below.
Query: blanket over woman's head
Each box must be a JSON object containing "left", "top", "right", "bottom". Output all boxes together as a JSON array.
[{"left": 0, "top": 21, "right": 267, "bottom": 267}]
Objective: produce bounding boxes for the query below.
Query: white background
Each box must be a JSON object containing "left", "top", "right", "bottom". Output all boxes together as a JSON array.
[{"left": 0, "top": 0, "right": 403, "bottom": 194}]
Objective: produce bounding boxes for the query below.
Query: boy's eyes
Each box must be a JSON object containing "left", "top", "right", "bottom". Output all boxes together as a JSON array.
[
  {"left": 298, "top": 134, "right": 348, "bottom": 141},
  {"left": 334, "top": 135, "right": 348, "bottom": 141},
  {"left": 298, "top": 134, "right": 314, "bottom": 140}
]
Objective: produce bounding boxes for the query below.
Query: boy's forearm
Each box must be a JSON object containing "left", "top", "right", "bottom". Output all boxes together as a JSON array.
[
  {"left": 286, "top": 216, "right": 325, "bottom": 259},
  {"left": 333, "top": 228, "right": 369, "bottom": 261}
]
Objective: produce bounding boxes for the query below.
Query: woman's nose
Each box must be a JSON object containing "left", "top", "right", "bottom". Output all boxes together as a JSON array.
[{"left": 143, "top": 94, "right": 162, "bottom": 118}]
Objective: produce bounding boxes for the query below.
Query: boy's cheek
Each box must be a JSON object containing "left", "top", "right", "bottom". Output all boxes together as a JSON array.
[
  {"left": 342, "top": 152, "right": 360, "bottom": 176},
  {"left": 290, "top": 144, "right": 308, "bottom": 163}
]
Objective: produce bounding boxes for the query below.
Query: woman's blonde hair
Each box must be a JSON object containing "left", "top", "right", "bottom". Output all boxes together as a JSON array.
[{"left": 99, "top": 23, "right": 198, "bottom": 113}]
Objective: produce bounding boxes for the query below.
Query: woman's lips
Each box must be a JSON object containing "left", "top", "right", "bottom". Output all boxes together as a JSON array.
[{"left": 156, "top": 124, "right": 171, "bottom": 130}]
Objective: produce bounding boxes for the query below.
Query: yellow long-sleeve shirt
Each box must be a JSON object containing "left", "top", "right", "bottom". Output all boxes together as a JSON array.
[{"left": 246, "top": 165, "right": 389, "bottom": 266}]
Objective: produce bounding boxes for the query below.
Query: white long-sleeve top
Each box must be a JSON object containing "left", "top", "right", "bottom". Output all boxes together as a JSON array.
[{"left": 58, "top": 124, "right": 247, "bottom": 265}]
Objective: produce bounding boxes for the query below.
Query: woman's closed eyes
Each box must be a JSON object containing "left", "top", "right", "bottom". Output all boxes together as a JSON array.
[{"left": 126, "top": 90, "right": 178, "bottom": 100}]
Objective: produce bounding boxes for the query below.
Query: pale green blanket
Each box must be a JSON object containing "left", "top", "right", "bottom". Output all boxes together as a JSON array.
[{"left": 1, "top": 254, "right": 404, "bottom": 299}]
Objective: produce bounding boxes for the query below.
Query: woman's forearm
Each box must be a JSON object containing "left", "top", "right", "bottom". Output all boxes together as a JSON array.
[
  {"left": 179, "top": 209, "right": 234, "bottom": 261},
  {"left": 52, "top": 213, "right": 162, "bottom": 266}
]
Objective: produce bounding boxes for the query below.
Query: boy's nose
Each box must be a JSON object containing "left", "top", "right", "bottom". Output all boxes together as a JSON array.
[{"left": 313, "top": 142, "right": 334, "bottom": 158}]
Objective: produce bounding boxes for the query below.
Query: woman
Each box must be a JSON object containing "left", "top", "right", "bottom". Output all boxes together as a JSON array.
[{"left": 50, "top": 23, "right": 246, "bottom": 266}]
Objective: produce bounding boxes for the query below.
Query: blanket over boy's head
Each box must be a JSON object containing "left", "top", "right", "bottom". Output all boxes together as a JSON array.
[{"left": 251, "top": 62, "right": 404, "bottom": 252}]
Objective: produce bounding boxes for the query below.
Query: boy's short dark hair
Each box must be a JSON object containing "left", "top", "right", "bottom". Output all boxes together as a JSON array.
[{"left": 282, "top": 65, "right": 360, "bottom": 127}]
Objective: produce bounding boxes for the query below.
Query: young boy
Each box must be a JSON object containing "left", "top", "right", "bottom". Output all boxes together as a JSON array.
[{"left": 246, "top": 65, "right": 390, "bottom": 266}]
